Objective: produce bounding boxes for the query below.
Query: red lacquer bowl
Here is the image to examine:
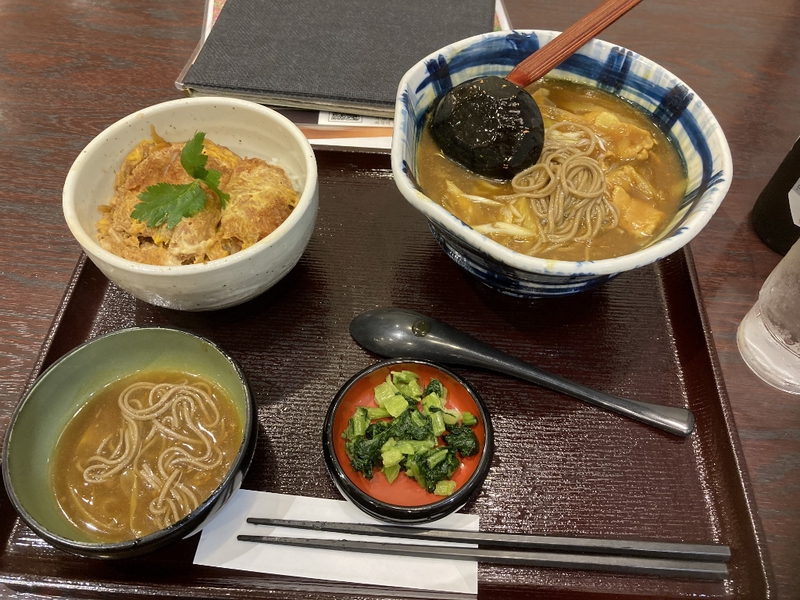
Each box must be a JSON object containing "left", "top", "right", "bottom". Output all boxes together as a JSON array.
[{"left": 323, "top": 358, "right": 493, "bottom": 523}]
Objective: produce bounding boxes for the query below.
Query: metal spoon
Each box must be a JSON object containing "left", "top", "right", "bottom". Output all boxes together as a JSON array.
[
  {"left": 349, "top": 307, "right": 695, "bottom": 437},
  {"left": 431, "top": 0, "right": 644, "bottom": 179}
]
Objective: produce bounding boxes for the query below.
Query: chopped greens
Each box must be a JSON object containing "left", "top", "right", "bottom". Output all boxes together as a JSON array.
[
  {"left": 130, "top": 131, "right": 231, "bottom": 229},
  {"left": 434, "top": 480, "right": 457, "bottom": 496},
  {"left": 461, "top": 411, "right": 478, "bottom": 427},
  {"left": 444, "top": 425, "right": 481, "bottom": 457},
  {"left": 341, "top": 369, "right": 481, "bottom": 496}
]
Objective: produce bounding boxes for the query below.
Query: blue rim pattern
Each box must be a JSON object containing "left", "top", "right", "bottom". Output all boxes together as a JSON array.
[{"left": 429, "top": 223, "right": 616, "bottom": 296}]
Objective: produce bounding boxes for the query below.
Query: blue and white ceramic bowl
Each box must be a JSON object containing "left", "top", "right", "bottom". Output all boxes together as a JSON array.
[{"left": 391, "top": 30, "right": 732, "bottom": 297}]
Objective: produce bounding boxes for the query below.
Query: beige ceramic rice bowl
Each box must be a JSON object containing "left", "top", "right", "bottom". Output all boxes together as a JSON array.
[{"left": 63, "top": 97, "right": 318, "bottom": 311}]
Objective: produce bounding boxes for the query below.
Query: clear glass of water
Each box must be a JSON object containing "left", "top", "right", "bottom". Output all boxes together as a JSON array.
[{"left": 738, "top": 238, "right": 800, "bottom": 393}]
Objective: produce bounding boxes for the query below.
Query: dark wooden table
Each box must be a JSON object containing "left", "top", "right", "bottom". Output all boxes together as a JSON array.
[{"left": 0, "top": 0, "right": 797, "bottom": 597}]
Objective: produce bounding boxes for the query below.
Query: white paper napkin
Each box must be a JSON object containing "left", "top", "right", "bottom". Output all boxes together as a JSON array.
[{"left": 194, "top": 489, "right": 479, "bottom": 595}]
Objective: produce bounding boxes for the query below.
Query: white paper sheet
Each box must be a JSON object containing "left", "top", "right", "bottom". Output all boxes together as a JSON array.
[{"left": 194, "top": 489, "right": 479, "bottom": 595}]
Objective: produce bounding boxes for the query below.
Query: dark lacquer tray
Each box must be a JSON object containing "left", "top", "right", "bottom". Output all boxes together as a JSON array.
[{"left": 0, "top": 151, "right": 773, "bottom": 599}]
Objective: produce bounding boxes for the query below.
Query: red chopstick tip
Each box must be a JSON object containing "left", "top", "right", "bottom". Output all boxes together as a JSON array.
[{"left": 506, "top": 70, "right": 530, "bottom": 87}]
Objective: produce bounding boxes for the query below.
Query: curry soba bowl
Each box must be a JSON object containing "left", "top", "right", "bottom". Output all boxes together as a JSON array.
[
  {"left": 63, "top": 97, "right": 318, "bottom": 311},
  {"left": 392, "top": 30, "right": 732, "bottom": 296},
  {"left": 1, "top": 327, "right": 257, "bottom": 559}
]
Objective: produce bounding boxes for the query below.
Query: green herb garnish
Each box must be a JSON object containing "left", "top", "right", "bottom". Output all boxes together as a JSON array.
[{"left": 130, "top": 132, "right": 231, "bottom": 229}]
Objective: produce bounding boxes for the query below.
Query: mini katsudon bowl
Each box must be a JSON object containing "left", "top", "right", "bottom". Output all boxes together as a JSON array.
[
  {"left": 392, "top": 30, "right": 733, "bottom": 297},
  {"left": 63, "top": 97, "right": 318, "bottom": 311},
  {"left": 1, "top": 328, "right": 257, "bottom": 559},
  {"left": 323, "top": 359, "right": 493, "bottom": 524}
]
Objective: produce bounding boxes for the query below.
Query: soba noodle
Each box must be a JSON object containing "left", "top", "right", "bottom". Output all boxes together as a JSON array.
[
  {"left": 416, "top": 78, "right": 688, "bottom": 261},
  {"left": 475, "top": 122, "right": 618, "bottom": 255},
  {"left": 52, "top": 372, "right": 242, "bottom": 542}
]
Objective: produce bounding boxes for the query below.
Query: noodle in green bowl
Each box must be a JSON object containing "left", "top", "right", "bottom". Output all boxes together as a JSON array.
[{"left": 1, "top": 327, "right": 257, "bottom": 559}]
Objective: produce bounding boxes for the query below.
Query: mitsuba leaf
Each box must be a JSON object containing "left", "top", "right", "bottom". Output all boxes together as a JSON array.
[
  {"left": 180, "top": 131, "right": 230, "bottom": 208},
  {"left": 180, "top": 132, "right": 210, "bottom": 179},
  {"left": 131, "top": 131, "right": 231, "bottom": 227},
  {"left": 201, "top": 167, "right": 230, "bottom": 208},
  {"left": 131, "top": 180, "right": 207, "bottom": 229}
]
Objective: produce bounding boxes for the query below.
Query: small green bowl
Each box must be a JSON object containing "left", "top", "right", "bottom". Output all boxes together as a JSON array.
[{"left": 1, "top": 327, "right": 257, "bottom": 559}]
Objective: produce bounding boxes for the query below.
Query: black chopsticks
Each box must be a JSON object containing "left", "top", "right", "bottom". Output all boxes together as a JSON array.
[{"left": 237, "top": 518, "right": 730, "bottom": 580}]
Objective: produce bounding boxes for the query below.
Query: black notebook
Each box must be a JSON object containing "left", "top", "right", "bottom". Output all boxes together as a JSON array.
[{"left": 178, "top": 0, "right": 496, "bottom": 118}]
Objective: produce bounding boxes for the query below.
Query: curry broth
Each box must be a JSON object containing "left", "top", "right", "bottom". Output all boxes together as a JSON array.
[
  {"left": 417, "top": 78, "right": 688, "bottom": 261},
  {"left": 51, "top": 371, "right": 243, "bottom": 543}
]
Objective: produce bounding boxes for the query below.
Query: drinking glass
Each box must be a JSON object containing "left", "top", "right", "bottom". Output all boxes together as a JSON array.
[{"left": 737, "top": 238, "right": 800, "bottom": 393}]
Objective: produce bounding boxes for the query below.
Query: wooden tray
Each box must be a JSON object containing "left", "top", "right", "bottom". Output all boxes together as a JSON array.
[{"left": 0, "top": 151, "right": 772, "bottom": 599}]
